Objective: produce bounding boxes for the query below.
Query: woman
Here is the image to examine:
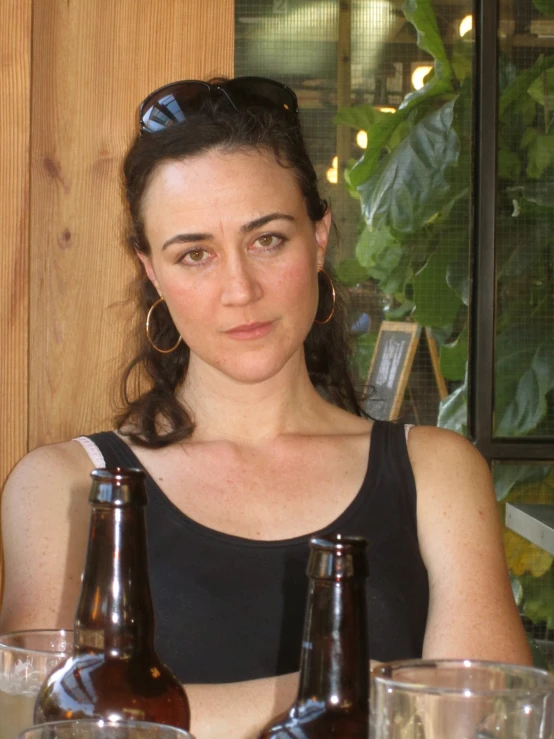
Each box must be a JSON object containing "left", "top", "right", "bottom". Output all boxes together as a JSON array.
[{"left": 1, "top": 77, "right": 531, "bottom": 738}]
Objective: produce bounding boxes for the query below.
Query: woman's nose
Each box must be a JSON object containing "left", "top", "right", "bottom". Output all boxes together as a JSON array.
[{"left": 220, "top": 257, "right": 263, "bottom": 306}]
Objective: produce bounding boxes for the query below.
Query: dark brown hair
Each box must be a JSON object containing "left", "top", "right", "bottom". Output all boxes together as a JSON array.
[{"left": 116, "top": 95, "right": 366, "bottom": 446}]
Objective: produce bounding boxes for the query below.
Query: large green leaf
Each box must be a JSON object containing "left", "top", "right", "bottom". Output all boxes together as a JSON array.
[
  {"left": 451, "top": 37, "right": 473, "bottom": 84},
  {"left": 499, "top": 55, "right": 554, "bottom": 118},
  {"left": 533, "top": 0, "right": 554, "bottom": 16},
  {"left": 398, "top": 78, "right": 453, "bottom": 113},
  {"left": 446, "top": 255, "right": 469, "bottom": 305},
  {"left": 355, "top": 227, "right": 401, "bottom": 270},
  {"left": 335, "top": 258, "right": 370, "bottom": 287},
  {"left": 412, "top": 246, "right": 464, "bottom": 327},
  {"left": 495, "top": 329, "right": 554, "bottom": 436},
  {"left": 354, "top": 331, "right": 379, "bottom": 384},
  {"left": 440, "top": 323, "right": 468, "bottom": 381},
  {"left": 498, "top": 148, "right": 522, "bottom": 181},
  {"left": 437, "top": 374, "right": 467, "bottom": 434},
  {"left": 526, "top": 134, "right": 554, "bottom": 179},
  {"left": 499, "top": 94, "right": 537, "bottom": 154},
  {"left": 519, "top": 565, "right": 554, "bottom": 629},
  {"left": 334, "top": 105, "right": 386, "bottom": 131},
  {"left": 349, "top": 83, "right": 453, "bottom": 190},
  {"left": 354, "top": 227, "right": 413, "bottom": 297},
  {"left": 402, "top": 0, "right": 454, "bottom": 83},
  {"left": 348, "top": 109, "right": 411, "bottom": 189},
  {"left": 358, "top": 100, "right": 460, "bottom": 233},
  {"left": 528, "top": 67, "right": 554, "bottom": 108},
  {"left": 494, "top": 464, "right": 551, "bottom": 501}
]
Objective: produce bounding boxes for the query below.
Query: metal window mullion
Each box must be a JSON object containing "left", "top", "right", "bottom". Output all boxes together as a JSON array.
[{"left": 468, "top": 0, "right": 499, "bottom": 460}]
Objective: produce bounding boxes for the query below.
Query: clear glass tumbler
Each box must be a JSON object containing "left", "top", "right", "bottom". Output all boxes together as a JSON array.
[
  {"left": 17, "top": 720, "right": 194, "bottom": 739},
  {"left": 371, "top": 659, "right": 554, "bottom": 739},
  {"left": 0, "top": 629, "right": 73, "bottom": 739}
]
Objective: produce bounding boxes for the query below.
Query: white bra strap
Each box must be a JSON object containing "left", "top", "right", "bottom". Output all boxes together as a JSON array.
[
  {"left": 404, "top": 424, "right": 414, "bottom": 443},
  {"left": 73, "top": 436, "right": 106, "bottom": 468}
]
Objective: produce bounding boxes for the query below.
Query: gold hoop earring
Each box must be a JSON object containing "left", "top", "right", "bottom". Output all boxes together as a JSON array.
[
  {"left": 314, "top": 268, "right": 336, "bottom": 325},
  {"left": 145, "top": 297, "right": 183, "bottom": 354}
]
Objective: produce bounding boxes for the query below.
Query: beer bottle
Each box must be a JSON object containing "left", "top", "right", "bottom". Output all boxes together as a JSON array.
[
  {"left": 34, "top": 467, "right": 190, "bottom": 729},
  {"left": 259, "top": 534, "right": 369, "bottom": 738}
]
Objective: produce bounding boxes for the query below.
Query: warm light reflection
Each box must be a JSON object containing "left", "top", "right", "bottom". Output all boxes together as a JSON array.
[
  {"left": 356, "top": 130, "right": 368, "bottom": 150},
  {"left": 459, "top": 14, "right": 473, "bottom": 37},
  {"left": 411, "top": 65, "right": 433, "bottom": 91},
  {"left": 375, "top": 106, "right": 396, "bottom": 114},
  {"left": 326, "top": 166, "right": 338, "bottom": 184}
]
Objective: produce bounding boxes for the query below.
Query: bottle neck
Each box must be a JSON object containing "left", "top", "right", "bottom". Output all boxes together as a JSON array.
[
  {"left": 297, "top": 576, "right": 369, "bottom": 711},
  {"left": 74, "top": 503, "right": 156, "bottom": 658}
]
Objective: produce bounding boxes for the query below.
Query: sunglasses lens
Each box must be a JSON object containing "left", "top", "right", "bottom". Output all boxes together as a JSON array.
[
  {"left": 140, "top": 82, "right": 211, "bottom": 133},
  {"left": 225, "top": 77, "right": 298, "bottom": 119}
]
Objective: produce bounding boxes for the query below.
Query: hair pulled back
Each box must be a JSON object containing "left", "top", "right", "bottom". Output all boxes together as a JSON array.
[{"left": 117, "top": 95, "right": 366, "bottom": 446}]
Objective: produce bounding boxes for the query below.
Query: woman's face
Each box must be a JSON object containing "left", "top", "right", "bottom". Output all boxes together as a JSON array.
[{"left": 138, "top": 147, "right": 331, "bottom": 385}]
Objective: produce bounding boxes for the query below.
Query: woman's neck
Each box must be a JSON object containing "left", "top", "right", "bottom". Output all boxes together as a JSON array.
[{"left": 178, "top": 352, "right": 330, "bottom": 445}]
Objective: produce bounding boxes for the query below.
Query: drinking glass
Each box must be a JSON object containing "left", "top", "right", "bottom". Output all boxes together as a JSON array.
[
  {"left": 0, "top": 629, "right": 73, "bottom": 739},
  {"left": 371, "top": 659, "right": 554, "bottom": 739},
  {"left": 17, "top": 720, "right": 195, "bottom": 739}
]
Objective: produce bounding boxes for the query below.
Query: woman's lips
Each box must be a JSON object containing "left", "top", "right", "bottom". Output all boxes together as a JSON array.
[{"left": 224, "top": 321, "right": 274, "bottom": 340}]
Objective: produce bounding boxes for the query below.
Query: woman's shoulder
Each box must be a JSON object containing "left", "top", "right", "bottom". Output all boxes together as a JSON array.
[
  {"left": 405, "top": 425, "right": 495, "bottom": 531},
  {"left": 10, "top": 437, "right": 97, "bottom": 474},
  {"left": 3, "top": 437, "right": 98, "bottom": 508},
  {"left": 406, "top": 424, "right": 487, "bottom": 474}
]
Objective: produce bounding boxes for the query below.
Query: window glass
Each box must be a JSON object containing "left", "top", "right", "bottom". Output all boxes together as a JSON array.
[
  {"left": 494, "top": 0, "right": 554, "bottom": 664},
  {"left": 494, "top": 2, "right": 554, "bottom": 441},
  {"left": 235, "top": 0, "right": 474, "bottom": 429}
]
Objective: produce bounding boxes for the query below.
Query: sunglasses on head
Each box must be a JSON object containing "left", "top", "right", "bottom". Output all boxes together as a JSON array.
[{"left": 139, "top": 76, "right": 299, "bottom": 134}]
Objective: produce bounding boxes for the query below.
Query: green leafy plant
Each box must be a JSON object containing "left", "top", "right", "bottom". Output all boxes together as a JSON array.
[{"left": 337, "top": 0, "right": 554, "bottom": 632}]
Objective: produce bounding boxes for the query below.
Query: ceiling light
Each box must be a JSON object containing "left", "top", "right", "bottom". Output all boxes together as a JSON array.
[
  {"left": 326, "top": 156, "right": 338, "bottom": 184},
  {"left": 356, "top": 131, "right": 368, "bottom": 149},
  {"left": 459, "top": 15, "right": 473, "bottom": 37},
  {"left": 411, "top": 65, "right": 433, "bottom": 91}
]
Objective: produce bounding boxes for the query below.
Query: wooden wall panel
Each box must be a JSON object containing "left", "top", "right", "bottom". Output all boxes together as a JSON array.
[
  {"left": 0, "top": 0, "right": 32, "bottom": 486},
  {"left": 29, "top": 0, "right": 235, "bottom": 448}
]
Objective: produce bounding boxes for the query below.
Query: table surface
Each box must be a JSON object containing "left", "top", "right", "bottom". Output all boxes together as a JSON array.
[{"left": 505, "top": 503, "right": 554, "bottom": 556}]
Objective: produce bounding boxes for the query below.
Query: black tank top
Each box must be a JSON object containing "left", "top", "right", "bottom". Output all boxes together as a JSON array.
[{"left": 86, "top": 420, "right": 428, "bottom": 684}]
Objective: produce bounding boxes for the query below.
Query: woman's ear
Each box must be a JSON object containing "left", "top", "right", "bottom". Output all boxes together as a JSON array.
[
  {"left": 314, "top": 209, "right": 332, "bottom": 265},
  {"left": 136, "top": 251, "right": 161, "bottom": 295}
]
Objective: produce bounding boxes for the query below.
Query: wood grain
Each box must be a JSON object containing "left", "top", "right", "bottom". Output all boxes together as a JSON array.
[
  {"left": 29, "top": 0, "right": 235, "bottom": 448},
  {"left": 0, "top": 0, "right": 32, "bottom": 488}
]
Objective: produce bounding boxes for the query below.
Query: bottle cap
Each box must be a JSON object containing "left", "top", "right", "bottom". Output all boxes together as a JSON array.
[
  {"left": 89, "top": 467, "right": 147, "bottom": 506},
  {"left": 307, "top": 534, "right": 368, "bottom": 579}
]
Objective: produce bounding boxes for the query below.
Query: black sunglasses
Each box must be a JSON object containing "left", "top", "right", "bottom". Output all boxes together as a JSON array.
[{"left": 139, "top": 76, "right": 299, "bottom": 134}]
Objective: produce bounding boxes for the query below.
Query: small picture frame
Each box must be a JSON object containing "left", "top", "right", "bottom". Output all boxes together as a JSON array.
[{"left": 364, "top": 321, "right": 421, "bottom": 421}]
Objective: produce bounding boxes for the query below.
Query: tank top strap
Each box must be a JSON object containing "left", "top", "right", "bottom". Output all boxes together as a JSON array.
[
  {"left": 367, "top": 420, "right": 418, "bottom": 528},
  {"left": 86, "top": 431, "right": 144, "bottom": 470}
]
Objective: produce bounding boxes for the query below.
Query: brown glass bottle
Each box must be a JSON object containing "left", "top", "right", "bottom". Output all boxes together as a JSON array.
[
  {"left": 34, "top": 467, "right": 190, "bottom": 729},
  {"left": 259, "top": 535, "right": 370, "bottom": 738}
]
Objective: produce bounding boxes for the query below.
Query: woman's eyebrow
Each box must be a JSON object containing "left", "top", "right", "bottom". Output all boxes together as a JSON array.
[
  {"left": 161, "top": 213, "right": 295, "bottom": 250},
  {"left": 240, "top": 212, "right": 295, "bottom": 233},
  {"left": 162, "top": 232, "right": 212, "bottom": 250}
]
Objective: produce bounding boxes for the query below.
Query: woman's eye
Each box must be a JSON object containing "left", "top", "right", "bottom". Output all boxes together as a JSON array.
[
  {"left": 181, "top": 248, "right": 208, "bottom": 264},
  {"left": 256, "top": 234, "right": 283, "bottom": 249}
]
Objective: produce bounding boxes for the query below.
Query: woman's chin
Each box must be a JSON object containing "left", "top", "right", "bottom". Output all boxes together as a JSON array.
[{"left": 207, "top": 351, "right": 303, "bottom": 386}]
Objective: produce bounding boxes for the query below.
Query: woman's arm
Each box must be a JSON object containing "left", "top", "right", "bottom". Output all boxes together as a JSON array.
[
  {"left": 408, "top": 426, "right": 532, "bottom": 664},
  {"left": 186, "top": 673, "right": 298, "bottom": 739},
  {"left": 0, "top": 442, "right": 92, "bottom": 631}
]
